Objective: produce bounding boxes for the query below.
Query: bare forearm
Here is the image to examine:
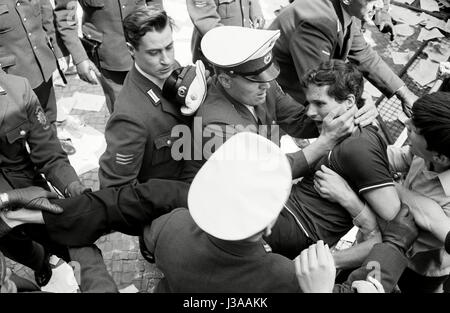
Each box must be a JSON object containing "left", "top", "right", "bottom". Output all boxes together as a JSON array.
[
  {"left": 302, "top": 137, "right": 331, "bottom": 168},
  {"left": 332, "top": 233, "right": 382, "bottom": 269}
]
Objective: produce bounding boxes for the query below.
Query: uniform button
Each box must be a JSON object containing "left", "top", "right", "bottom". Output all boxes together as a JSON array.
[
  {"left": 23, "top": 18, "right": 27, "bottom": 22},
  {"left": 28, "top": 33, "right": 32, "bottom": 37},
  {"left": 19, "top": 130, "right": 26, "bottom": 136},
  {"left": 122, "top": 5, "right": 125, "bottom": 9},
  {"left": 87, "top": 34, "right": 92, "bottom": 38},
  {"left": 167, "top": 140, "right": 171, "bottom": 145},
  {"left": 17, "top": 2, "right": 20, "bottom": 6},
  {"left": 33, "top": 46, "right": 37, "bottom": 50}
]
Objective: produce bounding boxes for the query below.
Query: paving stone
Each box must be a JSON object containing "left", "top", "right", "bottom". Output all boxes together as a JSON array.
[{"left": 112, "top": 261, "right": 123, "bottom": 273}]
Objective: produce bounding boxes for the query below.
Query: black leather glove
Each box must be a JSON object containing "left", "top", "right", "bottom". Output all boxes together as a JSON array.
[
  {"left": 382, "top": 203, "right": 419, "bottom": 254},
  {"left": 2, "top": 187, "right": 63, "bottom": 214}
]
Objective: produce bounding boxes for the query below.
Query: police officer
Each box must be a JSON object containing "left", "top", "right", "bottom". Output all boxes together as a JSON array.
[
  {"left": 0, "top": 0, "right": 65, "bottom": 124},
  {"left": 98, "top": 7, "right": 200, "bottom": 189},
  {"left": 0, "top": 68, "right": 88, "bottom": 286},
  {"left": 187, "top": 0, "right": 265, "bottom": 71},
  {"left": 182, "top": 26, "right": 379, "bottom": 181},
  {"left": 78, "top": 0, "right": 163, "bottom": 112}
]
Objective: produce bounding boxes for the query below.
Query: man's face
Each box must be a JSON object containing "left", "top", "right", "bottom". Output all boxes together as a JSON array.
[
  {"left": 405, "top": 118, "right": 434, "bottom": 161},
  {"left": 305, "top": 84, "right": 348, "bottom": 131},
  {"left": 344, "top": 0, "right": 383, "bottom": 20},
  {"left": 225, "top": 75, "right": 271, "bottom": 107},
  {"left": 130, "top": 23, "right": 175, "bottom": 84}
]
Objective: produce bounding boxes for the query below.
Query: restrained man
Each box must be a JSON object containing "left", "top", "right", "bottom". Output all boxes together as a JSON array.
[{"left": 269, "top": 0, "right": 417, "bottom": 114}]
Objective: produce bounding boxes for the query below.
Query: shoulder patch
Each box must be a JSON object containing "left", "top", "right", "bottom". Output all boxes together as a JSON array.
[{"left": 35, "top": 106, "right": 50, "bottom": 130}]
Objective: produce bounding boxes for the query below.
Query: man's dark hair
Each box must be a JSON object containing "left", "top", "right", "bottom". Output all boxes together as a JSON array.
[
  {"left": 123, "top": 6, "right": 174, "bottom": 49},
  {"left": 301, "top": 60, "right": 365, "bottom": 108},
  {"left": 412, "top": 92, "right": 450, "bottom": 158}
]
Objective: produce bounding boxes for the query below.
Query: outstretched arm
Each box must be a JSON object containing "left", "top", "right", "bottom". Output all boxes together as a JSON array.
[{"left": 1, "top": 179, "right": 189, "bottom": 247}]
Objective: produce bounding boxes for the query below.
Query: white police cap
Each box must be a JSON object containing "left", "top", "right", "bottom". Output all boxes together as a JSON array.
[
  {"left": 188, "top": 132, "right": 292, "bottom": 241},
  {"left": 201, "top": 26, "right": 281, "bottom": 82}
]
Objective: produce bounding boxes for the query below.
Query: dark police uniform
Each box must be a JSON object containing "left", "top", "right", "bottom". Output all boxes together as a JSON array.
[
  {"left": 187, "top": 0, "right": 263, "bottom": 68},
  {"left": 269, "top": 0, "right": 404, "bottom": 104},
  {"left": 0, "top": 70, "right": 79, "bottom": 193},
  {"left": 98, "top": 65, "right": 191, "bottom": 189},
  {"left": 0, "top": 70, "right": 80, "bottom": 274},
  {"left": 40, "top": 179, "right": 190, "bottom": 246},
  {"left": 79, "top": 0, "right": 163, "bottom": 112},
  {"left": 0, "top": 0, "right": 62, "bottom": 123},
  {"left": 52, "top": 0, "right": 90, "bottom": 66},
  {"left": 143, "top": 208, "right": 409, "bottom": 293},
  {"left": 144, "top": 208, "right": 301, "bottom": 293}
]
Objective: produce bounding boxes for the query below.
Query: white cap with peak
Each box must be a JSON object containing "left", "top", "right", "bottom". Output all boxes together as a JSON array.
[
  {"left": 201, "top": 26, "right": 281, "bottom": 82},
  {"left": 188, "top": 132, "right": 292, "bottom": 241}
]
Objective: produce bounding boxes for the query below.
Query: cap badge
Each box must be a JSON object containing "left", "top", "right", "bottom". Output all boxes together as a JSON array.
[{"left": 264, "top": 53, "right": 272, "bottom": 65}]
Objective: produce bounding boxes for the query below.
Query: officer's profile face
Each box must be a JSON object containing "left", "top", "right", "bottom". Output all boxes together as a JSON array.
[
  {"left": 128, "top": 23, "right": 175, "bottom": 87},
  {"left": 219, "top": 73, "right": 271, "bottom": 107},
  {"left": 342, "top": 0, "right": 382, "bottom": 20},
  {"left": 305, "top": 84, "right": 355, "bottom": 131}
]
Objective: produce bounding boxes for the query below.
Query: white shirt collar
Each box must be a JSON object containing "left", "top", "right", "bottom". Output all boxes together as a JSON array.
[
  {"left": 245, "top": 105, "right": 257, "bottom": 120},
  {"left": 135, "top": 63, "right": 162, "bottom": 89},
  {"left": 340, "top": 3, "right": 354, "bottom": 30}
]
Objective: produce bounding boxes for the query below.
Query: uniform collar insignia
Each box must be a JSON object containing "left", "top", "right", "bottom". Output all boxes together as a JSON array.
[
  {"left": 147, "top": 89, "right": 161, "bottom": 106},
  {"left": 262, "top": 242, "right": 272, "bottom": 253}
]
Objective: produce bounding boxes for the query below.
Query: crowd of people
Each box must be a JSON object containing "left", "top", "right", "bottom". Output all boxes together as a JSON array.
[{"left": 0, "top": 0, "right": 450, "bottom": 293}]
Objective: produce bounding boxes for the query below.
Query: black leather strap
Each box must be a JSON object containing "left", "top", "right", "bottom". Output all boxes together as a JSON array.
[{"left": 445, "top": 231, "right": 450, "bottom": 254}]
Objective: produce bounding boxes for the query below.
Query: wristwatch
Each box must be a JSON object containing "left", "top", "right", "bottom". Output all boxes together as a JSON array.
[{"left": 0, "top": 193, "right": 9, "bottom": 209}]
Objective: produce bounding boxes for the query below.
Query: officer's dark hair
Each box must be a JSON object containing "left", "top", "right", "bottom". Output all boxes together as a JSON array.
[
  {"left": 123, "top": 6, "right": 175, "bottom": 49},
  {"left": 301, "top": 60, "right": 364, "bottom": 108},
  {"left": 411, "top": 92, "right": 450, "bottom": 158}
]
